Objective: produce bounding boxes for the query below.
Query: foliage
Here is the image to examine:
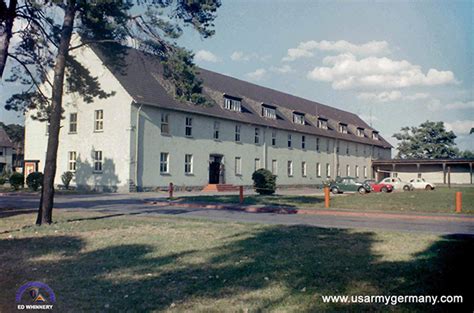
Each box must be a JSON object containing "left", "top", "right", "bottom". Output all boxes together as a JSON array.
[
  {"left": 9, "top": 172, "right": 24, "bottom": 190},
  {"left": 456, "top": 150, "right": 474, "bottom": 159},
  {"left": 0, "top": 122, "right": 24, "bottom": 146},
  {"left": 252, "top": 169, "right": 276, "bottom": 195},
  {"left": 0, "top": 177, "right": 5, "bottom": 185},
  {"left": 61, "top": 171, "right": 74, "bottom": 190},
  {"left": 393, "top": 121, "right": 458, "bottom": 159},
  {"left": 26, "top": 171, "right": 43, "bottom": 191}
]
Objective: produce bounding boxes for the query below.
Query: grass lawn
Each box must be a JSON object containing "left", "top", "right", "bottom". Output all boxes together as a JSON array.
[
  {"left": 176, "top": 186, "right": 474, "bottom": 214},
  {"left": 1, "top": 210, "right": 472, "bottom": 312}
]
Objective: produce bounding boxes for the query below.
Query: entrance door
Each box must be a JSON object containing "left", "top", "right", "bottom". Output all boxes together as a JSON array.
[{"left": 209, "top": 155, "right": 223, "bottom": 184}]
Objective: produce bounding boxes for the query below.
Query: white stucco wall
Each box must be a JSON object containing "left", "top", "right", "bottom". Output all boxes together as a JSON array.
[{"left": 24, "top": 46, "right": 133, "bottom": 191}]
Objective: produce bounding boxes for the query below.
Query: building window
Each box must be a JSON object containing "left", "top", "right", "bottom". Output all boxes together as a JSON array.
[
  {"left": 336, "top": 142, "right": 340, "bottom": 153},
  {"left": 160, "top": 152, "right": 169, "bottom": 173},
  {"left": 293, "top": 113, "right": 305, "bottom": 125},
  {"left": 68, "top": 151, "right": 77, "bottom": 172},
  {"left": 94, "top": 110, "right": 103, "bottom": 132},
  {"left": 301, "top": 135, "right": 306, "bottom": 149},
  {"left": 338, "top": 123, "right": 348, "bottom": 134},
  {"left": 316, "top": 163, "right": 321, "bottom": 177},
  {"left": 235, "top": 157, "right": 242, "bottom": 175},
  {"left": 357, "top": 128, "right": 364, "bottom": 137},
  {"left": 185, "top": 154, "right": 193, "bottom": 174},
  {"left": 94, "top": 151, "right": 103, "bottom": 173},
  {"left": 337, "top": 164, "right": 340, "bottom": 177},
  {"left": 185, "top": 117, "right": 193, "bottom": 137},
  {"left": 161, "top": 113, "right": 170, "bottom": 135},
  {"left": 235, "top": 125, "right": 241, "bottom": 142},
  {"left": 287, "top": 161, "right": 293, "bottom": 176},
  {"left": 316, "top": 137, "right": 320, "bottom": 152},
  {"left": 301, "top": 161, "right": 307, "bottom": 177},
  {"left": 255, "top": 128, "right": 260, "bottom": 144},
  {"left": 326, "top": 139, "right": 330, "bottom": 153},
  {"left": 372, "top": 131, "right": 379, "bottom": 140},
  {"left": 213, "top": 121, "right": 220, "bottom": 140},
  {"left": 355, "top": 144, "right": 359, "bottom": 154},
  {"left": 346, "top": 164, "right": 350, "bottom": 176},
  {"left": 271, "top": 131, "right": 277, "bottom": 146},
  {"left": 355, "top": 165, "right": 359, "bottom": 178},
  {"left": 69, "top": 113, "right": 77, "bottom": 133},
  {"left": 364, "top": 146, "right": 367, "bottom": 155},
  {"left": 254, "top": 158, "right": 261, "bottom": 171},
  {"left": 346, "top": 143, "right": 350, "bottom": 155},
  {"left": 317, "top": 118, "right": 328, "bottom": 129},
  {"left": 272, "top": 160, "right": 278, "bottom": 175},
  {"left": 326, "top": 163, "right": 331, "bottom": 178},
  {"left": 224, "top": 97, "right": 242, "bottom": 112},
  {"left": 287, "top": 134, "right": 292, "bottom": 148},
  {"left": 262, "top": 105, "right": 276, "bottom": 119},
  {"left": 364, "top": 166, "right": 368, "bottom": 178}
]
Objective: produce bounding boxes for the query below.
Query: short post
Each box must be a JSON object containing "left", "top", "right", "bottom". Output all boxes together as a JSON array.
[
  {"left": 455, "top": 192, "right": 462, "bottom": 213},
  {"left": 169, "top": 182, "right": 174, "bottom": 200},
  {"left": 447, "top": 166, "right": 451, "bottom": 189},
  {"left": 324, "top": 186, "right": 330, "bottom": 208},
  {"left": 239, "top": 186, "right": 244, "bottom": 204}
]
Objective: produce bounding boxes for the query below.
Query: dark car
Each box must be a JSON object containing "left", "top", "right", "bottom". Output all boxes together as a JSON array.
[
  {"left": 329, "top": 177, "right": 371, "bottom": 194},
  {"left": 364, "top": 179, "right": 394, "bottom": 193}
]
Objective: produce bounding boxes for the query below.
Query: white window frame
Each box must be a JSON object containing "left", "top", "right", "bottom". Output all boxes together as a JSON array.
[
  {"left": 337, "top": 164, "right": 340, "bottom": 177},
  {"left": 301, "top": 135, "right": 306, "bottom": 149},
  {"left": 224, "top": 97, "right": 242, "bottom": 112},
  {"left": 272, "top": 159, "right": 278, "bottom": 175},
  {"left": 364, "top": 166, "right": 368, "bottom": 178},
  {"left": 271, "top": 130, "right": 277, "bottom": 146},
  {"left": 316, "top": 163, "right": 321, "bottom": 177},
  {"left": 357, "top": 128, "right": 364, "bottom": 137},
  {"left": 94, "top": 110, "right": 104, "bottom": 132},
  {"left": 160, "top": 152, "right": 169, "bottom": 174},
  {"left": 355, "top": 165, "right": 359, "bottom": 178},
  {"left": 326, "top": 163, "right": 331, "bottom": 178},
  {"left": 262, "top": 106, "right": 276, "bottom": 119},
  {"left": 287, "top": 160, "right": 293, "bottom": 177},
  {"left": 185, "top": 154, "right": 193, "bottom": 174},
  {"left": 346, "top": 143, "right": 350, "bottom": 155},
  {"left": 318, "top": 118, "right": 328, "bottom": 129},
  {"left": 69, "top": 113, "right": 77, "bottom": 133},
  {"left": 302, "top": 161, "right": 307, "bottom": 177},
  {"left": 316, "top": 138, "right": 320, "bottom": 152},
  {"left": 255, "top": 128, "right": 260, "bottom": 144},
  {"left": 185, "top": 117, "right": 193, "bottom": 137},
  {"left": 372, "top": 132, "right": 379, "bottom": 140},
  {"left": 94, "top": 150, "right": 103, "bottom": 173},
  {"left": 235, "top": 125, "right": 241, "bottom": 142},
  {"left": 288, "top": 134, "right": 292, "bottom": 148},
  {"left": 235, "top": 157, "right": 242, "bottom": 175},
  {"left": 68, "top": 151, "right": 77, "bottom": 172},
  {"left": 254, "top": 158, "right": 261, "bottom": 171},
  {"left": 293, "top": 113, "right": 305, "bottom": 125},
  {"left": 346, "top": 164, "right": 350, "bottom": 176},
  {"left": 339, "top": 123, "right": 348, "bottom": 134},
  {"left": 161, "top": 113, "right": 170, "bottom": 135}
]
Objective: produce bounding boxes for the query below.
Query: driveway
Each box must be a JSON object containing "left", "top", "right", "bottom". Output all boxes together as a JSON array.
[{"left": 1, "top": 192, "right": 474, "bottom": 235}]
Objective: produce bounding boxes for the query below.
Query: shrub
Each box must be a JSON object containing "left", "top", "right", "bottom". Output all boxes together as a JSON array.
[
  {"left": 10, "top": 172, "right": 24, "bottom": 190},
  {"left": 61, "top": 171, "right": 74, "bottom": 190},
  {"left": 0, "top": 177, "right": 5, "bottom": 185},
  {"left": 26, "top": 172, "right": 43, "bottom": 191},
  {"left": 252, "top": 168, "right": 276, "bottom": 195}
]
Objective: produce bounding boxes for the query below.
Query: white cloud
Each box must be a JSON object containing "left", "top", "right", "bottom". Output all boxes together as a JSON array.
[
  {"left": 307, "top": 53, "right": 457, "bottom": 90},
  {"left": 245, "top": 68, "right": 266, "bottom": 81},
  {"left": 194, "top": 50, "right": 220, "bottom": 63},
  {"left": 357, "top": 91, "right": 430, "bottom": 103},
  {"left": 445, "top": 120, "right": 474, "bottom": 135},
  {"left": 282, "top": 40, "right": 390, "bottom": 61},
  {"left": 270, "top": 64, "right": 293, "bottom": 74},
  {"left": 359, "top": 114, "right": 379, "bottom": 125},
  {"left": 230, "top": 51, "right": 271, "bottom": 62},
  {"left": 427, "top": 99, "right": 474, "bottom": 111}
]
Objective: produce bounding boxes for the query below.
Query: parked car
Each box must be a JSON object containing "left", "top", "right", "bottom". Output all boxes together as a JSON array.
[
  {"left": 379, "top": 177, "right": 413, "bottom": 191},
  {"left": 330, "top": 177, "right": 372, "bottom": 194},
  {"left": 364, "top": 179, "right": 393, "bottom": 193},
  {"left": 409, "top": 178, "right": 436, "bottom": 190}
]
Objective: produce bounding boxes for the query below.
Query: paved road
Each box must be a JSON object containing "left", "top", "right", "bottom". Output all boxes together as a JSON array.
[{"left": 1, "top": 192, "right": 474, "bottom": 235}]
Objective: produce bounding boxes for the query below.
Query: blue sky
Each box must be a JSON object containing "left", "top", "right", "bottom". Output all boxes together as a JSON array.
[{"left": 1, "top": 0, "right": 472, "bottom": 151}]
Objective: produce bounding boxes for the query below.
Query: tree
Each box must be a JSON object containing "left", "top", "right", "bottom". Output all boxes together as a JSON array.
[
  {"left": 392, "top": 121, "right": 458, "bottom": 159},
  {"left": 1, "top": 0, "right": 221, "bottom": 225}
]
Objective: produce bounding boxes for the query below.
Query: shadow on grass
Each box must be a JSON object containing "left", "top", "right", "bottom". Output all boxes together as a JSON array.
[
  {"left": 172, "top": 195, "right": 324, "bottom": 208},
  {"left": 0, "top": 229, "right": 472, "bottom": 312}
]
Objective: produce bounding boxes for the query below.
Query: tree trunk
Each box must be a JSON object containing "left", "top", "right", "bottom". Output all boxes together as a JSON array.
[
  {"left": 36, "top": 1, "right": 76, "bottom": 225},
  {"left": 0, "top": 0, "right": 17, "bottom": 78}
]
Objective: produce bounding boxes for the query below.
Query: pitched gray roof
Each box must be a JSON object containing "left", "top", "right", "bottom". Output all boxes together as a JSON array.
[
  {"left": 0, "top": 127, "right": 13, "bottom": 148},
  {"left": 91, "top": 45, "right": 392, "bottom": 148}
]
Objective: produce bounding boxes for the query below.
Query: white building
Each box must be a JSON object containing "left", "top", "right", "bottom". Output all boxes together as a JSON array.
[
  {"left": 24, "top": 45, "right": 392, "bottom": 192},
  {"left": 0, "top": 127, "right": 14, "bottom": 174}
]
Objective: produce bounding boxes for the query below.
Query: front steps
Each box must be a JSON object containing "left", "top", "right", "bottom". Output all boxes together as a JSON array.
[{"left": 202, "top": 184, "right": 239, "bottom": 192}]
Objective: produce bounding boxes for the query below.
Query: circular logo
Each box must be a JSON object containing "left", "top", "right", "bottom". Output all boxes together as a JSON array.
[{"left": 16, "top": 282, "right": 55, "bottom": 310}]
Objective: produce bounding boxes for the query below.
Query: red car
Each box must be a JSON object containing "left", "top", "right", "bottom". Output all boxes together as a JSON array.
[{"left": 364, "top": 180, "right": 393, "bottom": 193}]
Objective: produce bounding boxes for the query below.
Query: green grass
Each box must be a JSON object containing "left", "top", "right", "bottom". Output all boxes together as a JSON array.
[
  {"left": 1, "top": 210, "right": 472, "bottom": 312},
  {"left": 176, "top": 186, "right": 474, "bottom": 214}
]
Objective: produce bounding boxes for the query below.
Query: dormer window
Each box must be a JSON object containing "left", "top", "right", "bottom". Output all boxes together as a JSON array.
[
  {"left": 317, "top": 118, "right": 328, "bottom": 129},
  {"left": 372, "top": 131, "right": 379, "bottom": 140},
  {"left": 338, "top": 123, "right": 348, "bottom": 134},
  {"left": 223, "top": 96, "right": 242, "bottom": 112},
  {"left": 357, "top": 128, "right": 364, "bottom": 137},
  {"left": 293, "top": 112, "right": 305, "bottom": 125},
  {"left": 262, "top": 105, "right": 276, "bottom": 119}
]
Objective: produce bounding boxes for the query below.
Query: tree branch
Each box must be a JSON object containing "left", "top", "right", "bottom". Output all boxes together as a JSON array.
[{"left": 68, "top": 39, "right": 119, "bottom": 51}]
